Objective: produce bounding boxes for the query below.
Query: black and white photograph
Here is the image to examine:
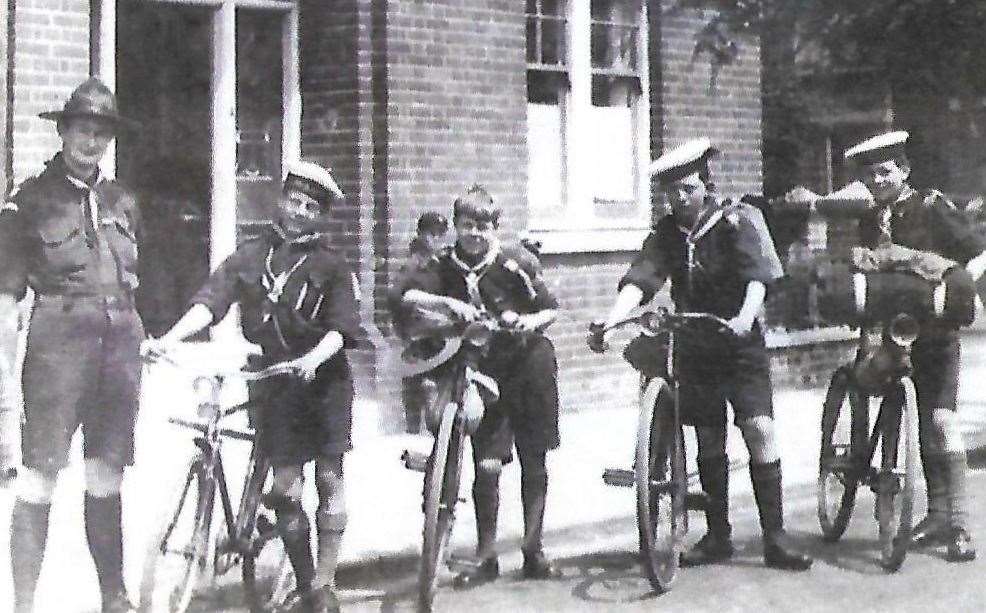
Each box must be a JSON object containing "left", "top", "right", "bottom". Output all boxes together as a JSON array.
[{"left": 3, "top": 1, "right": 986, "bottom": 611}]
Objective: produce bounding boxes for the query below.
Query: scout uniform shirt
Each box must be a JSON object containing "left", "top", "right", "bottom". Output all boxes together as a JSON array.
[
  {"left": 429, "top": 243, "right": 558, "bottom": 361},
  {"left": 192, "top": 228, "right": 360, "bottom": 368},
  {"left": 620, "top": 197, "right": 784, "bottom": 318},
  {"left": 858, "top": 187, "right": 986, "bottom": 266},
  {"left": 0, "top": 153, "right": 140, "bottom": 301}
]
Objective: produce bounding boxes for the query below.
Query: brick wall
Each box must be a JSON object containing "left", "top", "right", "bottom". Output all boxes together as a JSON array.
[
  {"left": 11, "top": 0, "right": 90, "bottom": 182},
  {"left": 659, "top": 6, "right": 763, "bottom": 198}
]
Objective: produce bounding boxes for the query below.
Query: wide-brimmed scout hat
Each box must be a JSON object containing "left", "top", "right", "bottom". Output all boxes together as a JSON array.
[
  {"left": 648, "top": 137, "right": 721, "bottom": 184},
  {"left": 283, "top": 160, "right": 345, "bottom": 207},
  {"left": 39, "top": 77, "right": 138, "bottom": 132},
  {"left": 844, "top": 130, "right": 909, "bottom": 165}
]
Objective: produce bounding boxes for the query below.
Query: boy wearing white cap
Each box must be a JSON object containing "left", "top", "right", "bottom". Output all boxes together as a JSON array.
[
  {"left": 591, "top": 138, "right": 813, "bottom": 571},
  {"left": 145, "top": 160, "right": 359, "bottom": 612},
  {"left": 840, "top": 130, "right": 986, "bottom": 562}
]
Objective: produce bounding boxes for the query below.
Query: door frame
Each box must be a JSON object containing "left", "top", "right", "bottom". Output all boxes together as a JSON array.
[{"left": 101, "top": 0, "right": 300, "bottom": 268}]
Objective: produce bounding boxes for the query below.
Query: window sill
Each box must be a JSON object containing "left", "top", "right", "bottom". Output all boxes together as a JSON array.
[{"left": 526, "top": 227, "right": 650, "bottom": 254}]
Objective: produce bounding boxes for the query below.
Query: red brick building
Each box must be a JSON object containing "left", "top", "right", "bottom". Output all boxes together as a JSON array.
[{"left": 2, "top": 1, "right": 768, "bottom": 432}]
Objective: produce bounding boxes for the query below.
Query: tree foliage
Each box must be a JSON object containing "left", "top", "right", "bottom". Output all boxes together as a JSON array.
[
  {"left": 678, "top": 0, "right": 986, "bottom": 96},
  {"left": 670, "top": 0, "right": 986, "bottom": 196}
]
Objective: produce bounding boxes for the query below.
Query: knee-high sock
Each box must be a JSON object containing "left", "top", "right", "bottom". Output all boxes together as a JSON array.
[
  {"left": 84, "top": 494, "right": 125, "bottom": 599},
  {"left": 519, "top": 451, "right": 548, "bottom": 556},
  {"left": 273, "top": 501, "right": 315, "bottom": 590},
  {"left": 10, "top": 499, "right": 51, "bottom": 613},
  {"left": 749, "top": 460, "right": 785, "bottom": 542},
  {"left": 920, "top": 449, "right": 949, "bottom": 521},
  {"left": 944, "top": 451, "right": 970, "bottom": 530},
  {"left": 698, "top": 454, "right": 731, "bottom": 539},
  {"left": 472, "top": 469, "right": 500, "bottom": 560}
]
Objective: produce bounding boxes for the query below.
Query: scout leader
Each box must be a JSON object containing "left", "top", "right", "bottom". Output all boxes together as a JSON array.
[{"left": 0, "top": 78, "right": 144, "bottom": 613}]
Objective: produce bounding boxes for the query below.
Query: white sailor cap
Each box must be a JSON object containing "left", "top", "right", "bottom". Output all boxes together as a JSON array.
[
  {"left": 843, "top": 130, "right": 909, "bottom": 165},
  {"left": 648, "top": 138, "right": 720, "bottom": 183},
  {"left": 284, "top": 160, "right": 345, "bottom": 204}
]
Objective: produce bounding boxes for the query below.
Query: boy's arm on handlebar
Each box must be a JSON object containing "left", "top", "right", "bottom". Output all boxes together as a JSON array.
[
  {"left": 403, "top": 288, "right": 477, "bottom": 320},
  {"left": 282, "top": 330, "right": 345, "bottom": 382},
  {"left": 727, "top": 280, "right": 766, "bottom": 336},
  {"left": 605, "top": 284, "right": 645, "bottom": 329},
  {"left": 143, "top": 303, "right": 215, "bottom": 361},
  {"left": 516, "top": 308, "right": 557, "bottom": 332}
]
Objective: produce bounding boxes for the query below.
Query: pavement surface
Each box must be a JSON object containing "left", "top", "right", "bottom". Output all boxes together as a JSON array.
[{"left": 6, "top": 333, "right": 986, "bottom": 611}]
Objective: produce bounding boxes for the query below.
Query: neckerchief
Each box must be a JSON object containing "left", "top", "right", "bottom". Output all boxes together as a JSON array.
[
  {"left": 680, "top": 201, "right": 727, "bottom": 305},
  {"left": 449, "top": 239, "right": 501, "bottom": 309},
  {"left": 64, "top": 167, "right": 104, "bottom": 248},
  {"left": 876, "top": 185, "right": 916, "bottom": 246},
  {"left": 262, "top": 245, "right": 309, "bottom": 323}
]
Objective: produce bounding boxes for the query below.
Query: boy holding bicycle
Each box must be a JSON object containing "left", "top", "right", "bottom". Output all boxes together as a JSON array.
[
  {"left": 399, "top": 185, "right": 563, "bottom": 588},
  {"left": 145, "top": 160, "right": 359, "bottom": 613},
  {"left": 590, "top": 138, "right": 812, "bottom": 571},
  {"left": 818, "top": 131, "right": 984, "bottom": 561}
]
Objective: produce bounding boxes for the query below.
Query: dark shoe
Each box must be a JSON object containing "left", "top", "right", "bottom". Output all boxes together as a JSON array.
[
  {"left": 320, "top": 587, "right": 341, "bottom": 613},
  {"left": 101, "top": 591, "right": 137, "bottom": 613},
  {"left": 911, "top": 514, "right": 949, "bottom": 547},
  {"left": 945, "top": 528, "right": 977, "bottom": 563},
  {"left": 280, "top": 586, "right": 330, "bottom": 613},
  {"left": 680, "top": 532, "right": 735, "bottom": 567},
  {"left": 522, "top": 550, "right": 562, "bottom": 580},
  {"left": 452, "top": 557, "right": 499, "bottom": 590},
  {"left": 763, "top": 533, "right": 813, "bottom": 571}
]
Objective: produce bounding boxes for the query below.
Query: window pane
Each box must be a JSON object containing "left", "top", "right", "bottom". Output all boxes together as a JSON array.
[
  {"left": 590, "top": 106, "right": 635, "bottom": 204},
  {"left": 528, "top": 103, "right": 566, "bottom": 223},
  {"left": 236, "top": 9, "right": 284, "bottom": 225}
]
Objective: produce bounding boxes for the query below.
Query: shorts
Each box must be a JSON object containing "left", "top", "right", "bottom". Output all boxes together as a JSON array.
[
  {"left": 910, "top": 328, "right": 960, "bottom": 412},
  {"left": 250, "top": 358, "right": 354, "bottom": 466},
  {"left": 22, "top": 296, "right": 144, "bottom": 472},
  {"left": 675, "top": 327, "right": 774, "bottom": 428},
  {"left": 470, "top": 335, "right": 560, "bottom": 463}
]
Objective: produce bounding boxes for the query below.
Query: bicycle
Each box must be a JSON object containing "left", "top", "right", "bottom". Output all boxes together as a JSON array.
[
  {"left": 589, "top": 308, "right": 735, "bottom": 594},
  {"left": 399, "top": 309, "right": 524, "bottom": 613},
  {"left": 138, "top": 348, "right": 299, "bottom": 613},
  {"left": 817, "top": 312, "right": 920, "bottom": 572}
]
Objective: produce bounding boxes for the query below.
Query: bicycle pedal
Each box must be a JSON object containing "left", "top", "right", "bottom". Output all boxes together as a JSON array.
[
  {"left": 602, "top": 468, "right": 635, "bottom": 488},
  {"left": 686, "top": 491, "right": 709, "bottom": 511},
  {"left": 447, "top": 555, "right": 482, "bottom": 572},
  {"left": 401, "top": 449, "right": 428, "bottom": 472}
]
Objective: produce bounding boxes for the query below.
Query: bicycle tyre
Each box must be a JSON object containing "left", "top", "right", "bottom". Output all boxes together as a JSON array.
[
  {"left": 635, "top": 377, "right": 686, "bottom": 593},
  {"left": 418, "top": 400, "right": 464, "bottom": 612},
  {"left": 139, "top": 459, "right": 215, "bottom": 613},
  {"left": 878, "top": 377, "right": 919, "bottom": 572},
  {"left": 241, "top": 472, "right": 293, "bottom": 612},
  {"left": 817, "top": 367, "right": 863, "bottom": 541}
]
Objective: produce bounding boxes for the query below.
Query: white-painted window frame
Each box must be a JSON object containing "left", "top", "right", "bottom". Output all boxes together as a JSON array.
[{"left": 528, "top": 0, "right": 651, "bottom": 254}]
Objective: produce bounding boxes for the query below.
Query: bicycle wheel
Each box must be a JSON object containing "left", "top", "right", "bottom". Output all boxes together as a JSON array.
[
  {"left": 817, "top": 367, "right": 865, "bottom": 541},
  {"left": 140, "top": 459, "right": 216, "bottom": 613},
  {"left": 418, "top": 400, "right": 465, "bottom": 612},
  {"left": 635, "top": 377, "right": 686, "bottom": 593},
  {"left": 877, "top": 378, "right": 919, "bottom": 572}
]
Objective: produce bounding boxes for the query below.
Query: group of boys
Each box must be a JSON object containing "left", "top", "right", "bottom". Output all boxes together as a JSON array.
[{"left": 1, "top": 77, "right": 981, "bottom": 613}]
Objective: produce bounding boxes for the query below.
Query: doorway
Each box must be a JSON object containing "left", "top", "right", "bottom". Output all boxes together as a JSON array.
[{"left": 114, "top": 0, "right": 299, "bottom": 336}]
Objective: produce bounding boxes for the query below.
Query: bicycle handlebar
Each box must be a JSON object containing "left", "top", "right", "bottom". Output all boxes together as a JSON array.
[
  {"left": 140, "top": 341, "right": 298, "bottom": 382},
  {"left": 587, "top": 309, "right": 734, "bottom": 353}
]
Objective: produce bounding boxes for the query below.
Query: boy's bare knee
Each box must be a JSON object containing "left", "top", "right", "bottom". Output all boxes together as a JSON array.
[{"left": 84, "top": 458, "right": 124, "bottom": 497}]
